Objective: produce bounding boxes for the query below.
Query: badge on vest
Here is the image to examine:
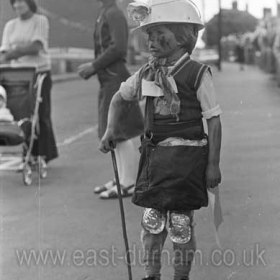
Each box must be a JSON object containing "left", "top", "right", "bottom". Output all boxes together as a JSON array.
[
  {"left": 141, "top": 77, "right": 178, "bottom": 97},
  {"left": 142, "top": 79, "right": 164, "bottom": 97}
]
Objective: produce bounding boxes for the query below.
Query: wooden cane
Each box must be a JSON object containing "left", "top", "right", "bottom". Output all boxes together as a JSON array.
[{"left": 110, "top": 149, "right": 133, "bottom": 280}]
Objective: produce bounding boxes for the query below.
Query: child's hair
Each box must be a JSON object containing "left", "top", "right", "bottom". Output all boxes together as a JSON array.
[
  {"left": 166, "top": 24, "right": 199, "bottom": 54},
  {"left": 10, "top": 0, "right": 37, "bottom": 13}
]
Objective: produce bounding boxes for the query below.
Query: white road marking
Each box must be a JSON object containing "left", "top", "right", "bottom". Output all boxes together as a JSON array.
[
  {"left": 0, "top": 156, "right": 22, "bottom": 171},
  {"left": 57, "top": 125, "right": 97, "bottom": 147}
]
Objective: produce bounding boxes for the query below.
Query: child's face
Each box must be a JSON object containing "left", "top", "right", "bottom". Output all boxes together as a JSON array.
[{"left": 146, "top": 25, "right": 180, "bottom": 58}]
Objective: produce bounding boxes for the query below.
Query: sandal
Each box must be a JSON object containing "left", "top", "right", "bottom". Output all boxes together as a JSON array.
[
  {"left": 99, "top": 184, "right": 135, "bottom": 199},
  {"left": 93, "top": 179, "right": 115, "bottom": 194}
]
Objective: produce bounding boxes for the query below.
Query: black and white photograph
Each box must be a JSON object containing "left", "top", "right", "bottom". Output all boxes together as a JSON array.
[{"left": 0, "top": 0, "right": 279, "bottom": 279}]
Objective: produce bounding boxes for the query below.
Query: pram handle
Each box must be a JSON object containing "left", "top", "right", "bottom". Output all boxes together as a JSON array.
[{"left": 0, "top": 64, "right": 37, "bottom": 72}]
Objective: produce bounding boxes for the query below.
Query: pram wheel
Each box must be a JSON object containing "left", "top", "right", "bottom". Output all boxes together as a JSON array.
[
  {"left": 23, "top": 164, "right": 32, "bottom": 186},
  {"left": 38, "top": 156, "right": 47, "bottom": 179}
]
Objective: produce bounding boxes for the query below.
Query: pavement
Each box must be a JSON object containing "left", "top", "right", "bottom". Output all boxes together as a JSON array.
[
  {"left": 52, "top": 72, "right": 80, "bottom": 84},
  {"left": 0, "top": 62, "right": 280, "bottom": 280}
]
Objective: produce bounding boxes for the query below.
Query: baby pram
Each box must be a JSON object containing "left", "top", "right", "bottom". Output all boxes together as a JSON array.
[{"left": 0, "top": 65, "right": 47, "bottom": 185}]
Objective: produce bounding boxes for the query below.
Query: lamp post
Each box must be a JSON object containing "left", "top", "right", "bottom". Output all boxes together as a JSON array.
[{"left": 217, "top": 0, "right": 222, "bottom": 71}]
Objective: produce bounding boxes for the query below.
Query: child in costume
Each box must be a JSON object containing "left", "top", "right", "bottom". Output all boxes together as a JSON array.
[{"left": 100, "top": 0, "right": 222, "bottom": 279}]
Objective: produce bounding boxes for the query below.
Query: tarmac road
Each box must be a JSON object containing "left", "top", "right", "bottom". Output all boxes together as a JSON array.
[{"left": 0, "top": 63, "right": 280, "bottom": 280}]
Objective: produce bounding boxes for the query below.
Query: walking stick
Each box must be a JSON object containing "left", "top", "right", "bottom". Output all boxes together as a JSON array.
[{"left": 110, "top": 149, "right": 133, "bottom": 280}]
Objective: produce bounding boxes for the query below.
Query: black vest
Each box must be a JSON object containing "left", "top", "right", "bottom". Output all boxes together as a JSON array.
[{"left": 146, "top": 59, "right": 211, "bottom": 143}]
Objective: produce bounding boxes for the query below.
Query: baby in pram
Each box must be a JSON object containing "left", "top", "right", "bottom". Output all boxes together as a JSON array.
[
  {"left": 0, "top": 85, "right": 14, "bottom": 122},
  {"left": 0, "top": 73, "right": 47, "bottom": 185},
  {"left": 0, "top": 84, "right": 25, "bottom": 147}
]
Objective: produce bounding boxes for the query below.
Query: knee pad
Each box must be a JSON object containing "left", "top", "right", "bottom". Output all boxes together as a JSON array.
[
  {"left": 169, "top": 211, "right": 193, "bottom": 244},
  {"left": 141, "top": 208, "right": 167, "bottom": 234}
]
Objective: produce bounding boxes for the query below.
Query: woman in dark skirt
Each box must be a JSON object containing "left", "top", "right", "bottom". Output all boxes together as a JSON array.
[{"left": 0, "top": 0, "right": 58, "bottom": 163}]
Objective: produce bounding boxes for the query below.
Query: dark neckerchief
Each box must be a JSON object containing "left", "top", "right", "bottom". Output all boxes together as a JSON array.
[{"left": 136, "top": 53, "right": 190, "bottom": 121}]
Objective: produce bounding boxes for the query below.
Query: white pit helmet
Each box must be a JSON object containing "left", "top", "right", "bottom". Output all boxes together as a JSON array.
[{"left": 128, "top": 0, "right": 204, "bottom": 31}]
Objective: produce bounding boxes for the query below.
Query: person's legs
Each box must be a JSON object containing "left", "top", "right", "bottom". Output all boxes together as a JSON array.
[
  {"left": 170, "top": 211, "right": 196, "bottom": 280},
  {"left": 141, "top": 228, "right": 168, "bottom": 280},
  {"left": 172, "top": 236, "right": 196, "bottom": 280},
  {"left": 141, "top": 208, "right": 168, "bottom": 280},
  {"left": 115, "top": 139, "right": 138, "bottom": 187},
  {"left": 95, "top": 78, "right": 117, "bottom": 194},
  {"left": 99, "top": 139, "right": 139, "bottom": 198}
]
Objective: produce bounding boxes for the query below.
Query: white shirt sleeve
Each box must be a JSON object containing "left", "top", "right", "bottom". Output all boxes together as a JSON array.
[
  {"left": 119, "top": 70, "right": 140, "bottom": 101},
  {"left": 0, "top": 22, "right": 12, "bottom": 52},
  {"left": 197, "top": 71, "right": 222, "bottom": 119},
  {"left": 31, "top": 15, "right": 49, "bottom": 52}
]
